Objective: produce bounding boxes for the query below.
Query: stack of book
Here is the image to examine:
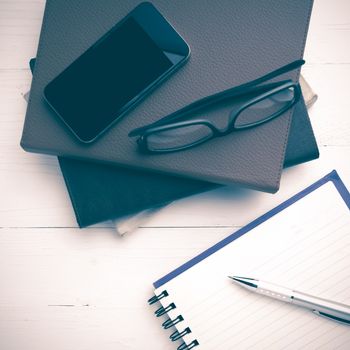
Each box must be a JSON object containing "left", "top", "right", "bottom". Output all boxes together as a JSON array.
[{"left": 21, "top": 0, "right": 318, "bottom": 230}]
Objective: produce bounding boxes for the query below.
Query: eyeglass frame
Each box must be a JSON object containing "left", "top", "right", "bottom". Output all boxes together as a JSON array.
[{"left": 129, "top": 60, "right": 304, "bottom": 153}]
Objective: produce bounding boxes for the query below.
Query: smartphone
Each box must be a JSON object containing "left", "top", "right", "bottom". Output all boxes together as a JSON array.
[{"left": 44, "top": 2, "right": 190, "bottom": 143}]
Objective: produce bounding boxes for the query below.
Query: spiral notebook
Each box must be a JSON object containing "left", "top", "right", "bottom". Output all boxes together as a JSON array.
[{"left": 149, "top": 170, "right": 350, "bottom": 350}]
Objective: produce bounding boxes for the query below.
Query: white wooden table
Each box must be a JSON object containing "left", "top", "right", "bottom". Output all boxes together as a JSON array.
[{"left": 1, "top": 1, "right": 349, "bottom": 349}]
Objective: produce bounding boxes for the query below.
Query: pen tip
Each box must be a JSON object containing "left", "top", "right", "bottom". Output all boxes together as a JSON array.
[
  {"left": 228, "top": 276, "right": 241, "bottom": 282},
  {"left": 229, "top": 276, "right": 258, "bottom": 288}
]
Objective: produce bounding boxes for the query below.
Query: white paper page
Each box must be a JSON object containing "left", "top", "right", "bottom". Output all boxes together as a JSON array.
[{"left": 155, "top": 181, "right": 350, "bottom": 349}]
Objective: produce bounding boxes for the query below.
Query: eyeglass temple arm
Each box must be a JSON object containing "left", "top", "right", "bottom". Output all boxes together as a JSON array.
[{"left": 129, "top": 59, "right": 305, "bottom": 137}]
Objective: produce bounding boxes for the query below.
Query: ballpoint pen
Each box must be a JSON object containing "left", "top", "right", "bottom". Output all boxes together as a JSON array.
[{"left": 229, "top": 276, "right": 350, "bottom": 325}]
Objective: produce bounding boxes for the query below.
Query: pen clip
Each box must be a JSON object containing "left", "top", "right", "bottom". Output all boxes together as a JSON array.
[{"left": 312, "top": 310, "right": 350, "bottom": 325}]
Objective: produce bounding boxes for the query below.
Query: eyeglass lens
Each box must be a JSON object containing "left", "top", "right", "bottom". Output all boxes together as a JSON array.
[
  {"left": 146, "top": 124, "right": 213, "bottom": 152},
  {"left": 145, "top": 85, "right": 296, "bottom": 152},
  {"left": 233, "top": 86, "right": 295, "bottom": 129}
]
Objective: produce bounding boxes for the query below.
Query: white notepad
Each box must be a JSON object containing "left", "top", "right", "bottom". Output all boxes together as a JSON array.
[{"left": 149, "top": 171, "right": 350, "bottom": 350}]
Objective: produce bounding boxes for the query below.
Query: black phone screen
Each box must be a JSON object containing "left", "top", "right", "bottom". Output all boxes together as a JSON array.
[{"left": 44, "top": 4, "right": 189, "bottom": 142}]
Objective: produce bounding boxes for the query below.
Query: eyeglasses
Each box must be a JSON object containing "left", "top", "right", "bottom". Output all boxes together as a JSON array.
[{"left": 129, "top": 60, "right": 304, "bottom": 153}]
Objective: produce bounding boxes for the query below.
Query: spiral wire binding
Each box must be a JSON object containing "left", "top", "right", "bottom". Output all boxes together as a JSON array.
[
  {"left": 148, "top": 290, "right": 168, "bottom": 305},
  {"left": 178, "top": 340, "right": 200, "bottom": 350},
  {"left": 170, "top": 327, "right": 192, "bottom": 341},
  {"left": 149, "top": 290, "right": 199, "bottom": 349},
  {"left": 155, "top": 302, "right": 176, "bottom": 317},
  {"left": 162, "top": 315, "right": 184, "bottom": 329}
]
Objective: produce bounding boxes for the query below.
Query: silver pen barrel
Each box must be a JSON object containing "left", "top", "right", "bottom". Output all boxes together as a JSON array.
[
  {"left": 230, "top": 276, "right": 350, "bottom": 325},
  {"left": 292, "top": 291, "right": 350, "bottom": 324}
]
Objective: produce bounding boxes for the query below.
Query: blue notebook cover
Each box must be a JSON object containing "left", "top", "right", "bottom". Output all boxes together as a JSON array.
[
  {"left": 150, "top": 170, "right": 350, "bottom": 349},
  {"left": 154, "top": 170, "right": 350, "bottom": 289}
]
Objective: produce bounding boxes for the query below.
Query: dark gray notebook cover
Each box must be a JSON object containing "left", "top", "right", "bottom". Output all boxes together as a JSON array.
[
  {"left": 21, "top": 0, "right": 313, "bottom": 192},
  {"left": 28, "top": 58, "right": 319, "bottom": 227},
  {"left": 59, "top": 98, "right": 319, "bottom": 227}
]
